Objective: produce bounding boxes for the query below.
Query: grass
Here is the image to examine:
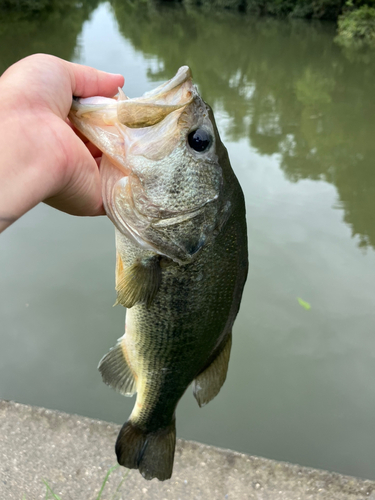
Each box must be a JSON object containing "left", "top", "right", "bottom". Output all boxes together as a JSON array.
[
  {"left": 43, "top": 480, "right": 62, "bottom": 500},
  {"left": 24, "top": 465, "right": 129, "bottom": 500}
]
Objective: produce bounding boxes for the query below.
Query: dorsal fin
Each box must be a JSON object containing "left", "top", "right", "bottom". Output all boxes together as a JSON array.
[
  {"left": 192, "top": 332, "right": 232, "bottom": 407},
  {"left": 114, "top": 254, "right": 162, "bottom": 309}
]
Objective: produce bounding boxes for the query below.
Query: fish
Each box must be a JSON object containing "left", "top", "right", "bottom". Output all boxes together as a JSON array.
[{"left": 69, "top": 66, "right": 248, "bottom": 481}]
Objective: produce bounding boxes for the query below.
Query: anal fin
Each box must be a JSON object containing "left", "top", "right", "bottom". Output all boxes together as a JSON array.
[
  {"left": 192, "top": 332, "right": 232, "bottom": 407},
  {"left": 98, "top": 337, "right": 137, "bottom": 396},
  {"left": 115, "top": 254, "right": 162, "bottom": 309}
]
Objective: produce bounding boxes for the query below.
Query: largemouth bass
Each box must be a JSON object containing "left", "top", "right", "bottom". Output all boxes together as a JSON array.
[{"left": 69, "top": 66, "right": 248, "bottom": 481}]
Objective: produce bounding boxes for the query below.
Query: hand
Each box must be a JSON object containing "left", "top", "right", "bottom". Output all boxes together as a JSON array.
[{"left": 0, "top": 54, "right": 124, "bottom": 232}]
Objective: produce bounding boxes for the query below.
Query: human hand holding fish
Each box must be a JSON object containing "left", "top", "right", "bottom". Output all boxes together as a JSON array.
[{"left": 0, "top": 54, "right": 124, "bottom": 232}]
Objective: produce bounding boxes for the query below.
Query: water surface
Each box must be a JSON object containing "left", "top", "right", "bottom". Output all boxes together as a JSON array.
[{"left": 1, "top": 1, "right": 375, "bottom": 481}]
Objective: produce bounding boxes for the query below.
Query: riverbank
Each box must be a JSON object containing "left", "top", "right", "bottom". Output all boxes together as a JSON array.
[
  {"left": 0, "top": 0, "right": 367, "bottom": 21},
  {"left": 1, "top": 0, "right": 375, "bottom": 50},
  {"left": 1, "top": 400, "right": 374, "bottom": 499}
]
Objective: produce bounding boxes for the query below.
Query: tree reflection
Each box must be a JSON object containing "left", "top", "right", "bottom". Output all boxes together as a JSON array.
[
  {"left": 112, "top": 0, "right": 375, "bottom": 250},
  {"left": 0, "top": 0, "right": 100, "bottom": 75}
]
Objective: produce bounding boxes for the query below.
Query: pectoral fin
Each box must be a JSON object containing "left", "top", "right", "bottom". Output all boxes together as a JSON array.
[
  {"left": 193, "top": 332, "right": 232, "bottom": 407},
  {"left": 115, "top": 254, "right": 162, "bottom": 308},
  {"left": 98, "top": 337, "right": 137, "bottom": 397}
]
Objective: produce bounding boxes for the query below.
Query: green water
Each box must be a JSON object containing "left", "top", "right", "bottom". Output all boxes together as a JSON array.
[{"left": 1, "top": 0, "right": 375, "bottom": 481}]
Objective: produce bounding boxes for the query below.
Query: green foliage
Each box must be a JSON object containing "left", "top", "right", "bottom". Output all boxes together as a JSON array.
[
  {"left": 336, "top": 3, "right": 375, "bottom": 47},
  {"left": 153, "top": 0, "right": 375, "bottom": 21},
  {"left": 169, "top": 0, "right": 347, "bottom": 18},
  {"left": 0, "top": 0, "right": 85, "bottom": 13},
  {"left": 184, "top": 0, "right": 246, "bottom": 10}
]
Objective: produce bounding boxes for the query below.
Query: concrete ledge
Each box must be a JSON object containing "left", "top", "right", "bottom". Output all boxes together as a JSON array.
[{"left": 0, "top": 400, "right": 374, "bottom": 499}]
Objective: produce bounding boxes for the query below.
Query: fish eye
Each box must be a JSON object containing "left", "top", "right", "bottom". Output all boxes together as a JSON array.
[{"left": 188, "top": 128, "right": 212, "bottom": 153}]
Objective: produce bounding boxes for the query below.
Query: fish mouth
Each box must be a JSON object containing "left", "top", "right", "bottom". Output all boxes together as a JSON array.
[
  {"left": 117, "top": 66, "right": 194, "bottom": 128},
  {"left": 70, "top": 66, "right": 194, "bottom": 127},
  {"left": 141, "top": 66, "right": 193, "bottom": 99},
  {"left": 68, "top": 66, "right": 197, "bottom": 173}
]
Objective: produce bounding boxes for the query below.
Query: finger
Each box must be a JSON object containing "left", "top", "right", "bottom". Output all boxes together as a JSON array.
[
  {"left": 2, "top": 55, "right": 124, "bottom": 119},
  {"left": 66, "top": 60, "right": 124, "bottom": 98}
]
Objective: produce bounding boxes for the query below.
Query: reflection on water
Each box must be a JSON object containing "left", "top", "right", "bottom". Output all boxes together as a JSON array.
[
  {"left": 0, "top": 0, "right": 100, "bottom": 74},
  {"left": 1, "top": 0, "right": 375, "bottom": 481}
]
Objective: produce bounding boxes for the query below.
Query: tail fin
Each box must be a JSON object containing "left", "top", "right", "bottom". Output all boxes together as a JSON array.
[{"left": 115, "top": 419, "right": 176, "bottom": 481}]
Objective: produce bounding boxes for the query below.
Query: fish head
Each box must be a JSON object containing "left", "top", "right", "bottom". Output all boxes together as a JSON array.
[{"left": 69, "top": 66, "right": 229, "bottom": 264}]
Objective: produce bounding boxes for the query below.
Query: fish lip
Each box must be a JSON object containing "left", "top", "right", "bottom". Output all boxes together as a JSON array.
[
  {"left": 142, "top": 66, "right": 193, "bottom": 100},
  {"left": 131, "top": 65, "right": 194, "bottom": 107}
]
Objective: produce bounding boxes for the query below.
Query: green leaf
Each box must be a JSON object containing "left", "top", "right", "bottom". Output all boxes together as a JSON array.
[{"left": 297, "top": 297, "right": 311, "bottom": 310}]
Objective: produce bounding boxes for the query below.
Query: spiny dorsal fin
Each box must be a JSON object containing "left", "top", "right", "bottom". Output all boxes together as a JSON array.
[
  {"left": 98, "top": 337, "right": 137, "bottom": 397},
  {"left": 192, "top": 332, "right": 232, "bottom": 407},
  {"left": 115, "top": 255, "right": 162, "bottom": 309}
]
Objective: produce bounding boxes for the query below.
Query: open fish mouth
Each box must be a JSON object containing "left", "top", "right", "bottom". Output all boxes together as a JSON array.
[
  {"left": 116, "top": 65, "right": 194, "bottom": 128},
  {"left": 69, "top": 65, "right": 199, "bottom": 175},
  {"left": 70, "top": 65, "right": 194, "bottom": 129}
]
